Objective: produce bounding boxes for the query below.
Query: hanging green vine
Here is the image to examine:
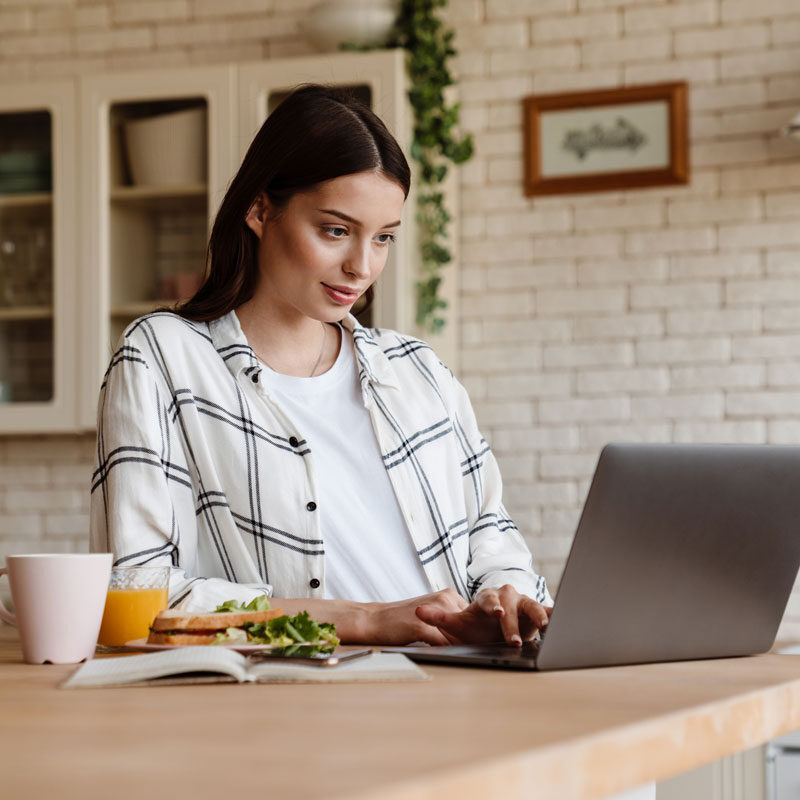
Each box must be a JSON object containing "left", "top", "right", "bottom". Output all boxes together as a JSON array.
[
  {"left": 343, "top": 1, "right": 473, "bottom": 332},
  {"left": 391, "top": 0, "right": 473, "bottom": 333}
]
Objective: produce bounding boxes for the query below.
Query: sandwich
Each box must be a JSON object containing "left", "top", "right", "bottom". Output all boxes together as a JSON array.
[
  {"left": 147, "top": 606, "right": 284, "bottom": 646},
  {"left": 147, "top": 594, "right": 340, "bottom": 654}
]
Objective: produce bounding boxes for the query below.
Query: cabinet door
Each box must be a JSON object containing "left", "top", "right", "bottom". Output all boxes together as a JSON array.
[
  {"left": 79, "top": 65, "right": 236, "bottom": 429},
  {"left": 773, "top": 751, "right": 800, "bottom": 800},
  {"left": 0, "top": 81, "right": 78, "bottom": 432},
  {"left": 237, "top": 50, "right": 416, "bottom": 338}
]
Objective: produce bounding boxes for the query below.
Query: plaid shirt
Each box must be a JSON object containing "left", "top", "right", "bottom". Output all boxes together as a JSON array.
[{"left": 90, "top": 310, "right": 551, "bottom": 612}]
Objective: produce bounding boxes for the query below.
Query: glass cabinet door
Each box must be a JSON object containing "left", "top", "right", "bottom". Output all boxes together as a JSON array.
[
  {"left": 80, "top": 66, "right": 235, "bottom": 428},
  {"left": 106, "top": 97, "right": 209, "bottom": 347},
  {"left": 0, "top": 83, "right": 78, "bottom": 432},
  {"left": 0, "top": 111, "right": 53, "bottom": 403}
]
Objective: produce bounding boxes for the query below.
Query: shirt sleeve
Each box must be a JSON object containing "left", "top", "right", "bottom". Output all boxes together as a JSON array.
[
  {"left": 89, "top": 336, "right": 272, "bottom": 612},
  {"left": 449, "top": 374, "right": 553, "bottom": 606}
]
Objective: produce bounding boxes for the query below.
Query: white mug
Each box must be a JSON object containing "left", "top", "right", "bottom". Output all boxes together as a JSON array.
[{"left": 0, "top": 553, "right": 113, "bottom": 664}]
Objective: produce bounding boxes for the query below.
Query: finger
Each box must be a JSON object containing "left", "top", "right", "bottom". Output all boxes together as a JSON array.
[
  {"left": 492, "top": 586, "right": 524, "bottom": 644},
  {"left": 414, "top": 606, "right": 456, "bottom": 645},
  {"left": 516, "top": 599, "right": 550, "bottom": 642},
  {"left": 438, "top": 627, "right": 459, "bottom": 645},
  {"left": 520, "top": 597, "right": 550, "bottom": 629},
  {"left": 415, "top": 603, "right": 453, "bottom": 629},
  {"left": 498, "top": 601, "right": 522, "bottom": 645},
  {"left": 476, "top": 588, "right": 504, "bottom": 617},
  {"left": 419, "top": 626, "right": 451, "bottom": 646}
]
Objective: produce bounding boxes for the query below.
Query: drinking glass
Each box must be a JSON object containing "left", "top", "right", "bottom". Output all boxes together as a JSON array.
[{"left": 96, "top": 565, "right": 170, "bottom": 647}]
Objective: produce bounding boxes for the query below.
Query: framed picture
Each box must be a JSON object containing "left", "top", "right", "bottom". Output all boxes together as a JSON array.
[{"left": 523, "top": 82, "right": 689, "bottom": 196}]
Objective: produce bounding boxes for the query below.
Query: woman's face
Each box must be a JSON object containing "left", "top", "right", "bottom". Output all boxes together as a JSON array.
[{"left": 245, "top": 171, "right": 405, "bottom": 323}]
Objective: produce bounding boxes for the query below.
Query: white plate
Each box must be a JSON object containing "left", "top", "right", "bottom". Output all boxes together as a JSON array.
[{"left": 124, "top": 638, "right": 316, "bottom": 654}]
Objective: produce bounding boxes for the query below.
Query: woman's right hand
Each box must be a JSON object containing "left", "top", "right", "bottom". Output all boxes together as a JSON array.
[
  {"left": 264, "top": 590, "right": 468, "bottom": 644},
  {"left": 365, "top": 589, "right": 469, "bottom": 645}
]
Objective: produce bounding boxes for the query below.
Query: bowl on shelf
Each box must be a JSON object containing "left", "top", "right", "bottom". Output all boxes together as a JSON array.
[
  {"left": 0, "top": 151, "right": 52, "bottom": 194},
  {"left": 123, "top": 107, "right": 207, "bottom": 188}
]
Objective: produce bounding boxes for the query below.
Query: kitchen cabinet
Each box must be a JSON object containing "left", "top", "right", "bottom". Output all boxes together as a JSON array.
[
  {"left": 0, "top": 49, "right": 439, "bottom": 433},
  {"left": 0, "top": 81, "right": 78, "bottom": 432},
  {"left": 657, "top": 746, "right": 765, "bottom": 800},
  {"left": 766, "top": 724, "right": 800, "bottom": 800},
  {"left": 79, "top": 63, "right": 237, "bottom": 429}
]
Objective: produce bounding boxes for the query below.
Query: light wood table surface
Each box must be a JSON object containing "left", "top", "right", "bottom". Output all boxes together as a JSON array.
[{"left": 3, "top": 624, "right": 800, "bottom": 800}]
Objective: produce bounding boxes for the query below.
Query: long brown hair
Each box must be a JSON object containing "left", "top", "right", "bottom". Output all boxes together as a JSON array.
[{"left": 175, "top": 84, "right": 411, "bottom": 322}]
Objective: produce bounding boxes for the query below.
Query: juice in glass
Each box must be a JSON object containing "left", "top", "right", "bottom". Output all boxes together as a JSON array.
[
  {"left": 96, "top": 565, "right": 170, "bottom": 647},
  {"left": 97, "top": 587, "right": 168, "bottom": 646}
]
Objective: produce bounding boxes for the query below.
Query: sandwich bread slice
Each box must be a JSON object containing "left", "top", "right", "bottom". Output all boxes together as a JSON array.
[{"left": 147, "top": 607, "right": 284, "bottom": 646}]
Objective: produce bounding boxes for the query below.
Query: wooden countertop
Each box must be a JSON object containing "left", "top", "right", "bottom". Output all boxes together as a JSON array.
[{"left": 3, "top": 623, "right": 800, "bottom": 800}]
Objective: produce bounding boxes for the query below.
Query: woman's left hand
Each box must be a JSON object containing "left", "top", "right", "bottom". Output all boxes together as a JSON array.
[{"left": 415, "top": 584, "right": 552, "bottom": 645}]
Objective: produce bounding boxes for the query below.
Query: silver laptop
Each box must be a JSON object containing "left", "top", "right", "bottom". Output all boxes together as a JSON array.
[{"left": 389, "top": 443, "right": 800, "bottom": 671}]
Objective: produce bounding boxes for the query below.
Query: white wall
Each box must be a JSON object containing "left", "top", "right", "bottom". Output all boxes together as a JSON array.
[
  {"left": 447, "top": 0, "right": 800, "bottom": 638},
  {"left": 1, "top": 0, "right": 800, "bottom": 637}
]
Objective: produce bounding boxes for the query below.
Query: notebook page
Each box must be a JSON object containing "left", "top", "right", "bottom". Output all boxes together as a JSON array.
[
  {"left": 61, "top": 647, "right": 249, "bottom": 688},
  {"left": 248, "top": 652, "right": 429, "bottom": 683}
]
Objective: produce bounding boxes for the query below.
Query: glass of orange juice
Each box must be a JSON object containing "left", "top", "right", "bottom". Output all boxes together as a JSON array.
[{"left": 97, "top": 565, "right": 170, "bottom": 648}]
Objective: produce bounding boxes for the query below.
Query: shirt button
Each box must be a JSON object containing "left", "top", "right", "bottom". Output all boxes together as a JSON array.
[
  {"left": 306, "top": 501, "right": 317, "bottom": 512},
  {"left": 309, "top": 578, "right": 320, "bottom": 589},
  {"left": 251, "top": 373, "right": 259, "bottom": 384},
  {"left": 289, "top": 436, "right": 299, "bottom": 448}
]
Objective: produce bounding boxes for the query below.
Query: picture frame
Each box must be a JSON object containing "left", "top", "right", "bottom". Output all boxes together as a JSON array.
[{"left": 523, "top": 82, "right": 689, "bottom": 196}]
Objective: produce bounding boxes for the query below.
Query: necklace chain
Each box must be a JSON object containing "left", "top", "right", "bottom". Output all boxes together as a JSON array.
[{"left": 255, "top": 322, "right": 328, "bottom": 378}]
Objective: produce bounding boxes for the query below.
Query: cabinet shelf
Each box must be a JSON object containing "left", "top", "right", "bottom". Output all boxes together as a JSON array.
[
  {"left": 110, "top": 183, "right": 207, "bottom": 211},
  {"left": 0, "top": 304, "right": 53, "bottom": 321},
  {"left": 0, "top": 192, "right": 52, "bottom": 209}
]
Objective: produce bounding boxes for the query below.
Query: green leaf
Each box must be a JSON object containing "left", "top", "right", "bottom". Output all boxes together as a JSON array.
[
  {"left": 211, "top": 598, "right": 340, "bottom": 654},
  {"left": 213, "top": 594, "right": 272, "bottom": 613},
  {"left": 213, "top": 599, "right": 243, "bottom": 613},
  {"left": 244, "top": 594, "right": 272, "bottom": 612},
  {"left": 395, "top": 0, "right": 474, "bottom": 332}
]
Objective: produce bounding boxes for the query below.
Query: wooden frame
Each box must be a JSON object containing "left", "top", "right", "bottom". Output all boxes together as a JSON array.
[
  {"left": 524, "top": 82, "right": 689, "bottom": 196},
  {"left": 0, "top": 80, "right": 79, "bottom": 432}
]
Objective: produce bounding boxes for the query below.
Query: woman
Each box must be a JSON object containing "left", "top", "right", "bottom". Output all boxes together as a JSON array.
[{"left": 90, "top": 85, "right": 552, "bottom": 646}]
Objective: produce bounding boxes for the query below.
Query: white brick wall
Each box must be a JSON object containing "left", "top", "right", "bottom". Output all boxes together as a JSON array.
[
  {"left": 0, "top": 435, "right": 94, "bottom": 603},
  {"left": 2, "top": 0, "right": 800, "bottom": 641},
  {"left": 447, "top": 0, "right": 800, "bottom": 640}
]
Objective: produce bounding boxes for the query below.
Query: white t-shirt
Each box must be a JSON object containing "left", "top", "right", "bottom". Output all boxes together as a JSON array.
[{"left": 259, "top": 325, "right": 432, "bottom": 603}]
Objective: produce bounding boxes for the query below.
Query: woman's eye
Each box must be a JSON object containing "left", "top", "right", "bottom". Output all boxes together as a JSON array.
[
  {"left": 324, "top": 226, "right": 347, "bottom": 238},
  {"left": 376, "top": 233, "right": 396, "bottom": 245}
]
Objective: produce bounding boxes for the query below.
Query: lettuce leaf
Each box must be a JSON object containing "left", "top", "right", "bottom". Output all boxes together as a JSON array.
[
  {"left": 245, "top": 612, "right": 339, "bottom": 654},
  {"left": 212, "top": 597, "right": 340, "bottom": 656},
  {"left": 213, "top": 595, "right": 271, "bottom": 613}
]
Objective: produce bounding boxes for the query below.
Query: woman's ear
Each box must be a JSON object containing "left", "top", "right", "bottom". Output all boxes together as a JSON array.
[{"left": 244, "top": 192, "right": 270, "bottom": 239}]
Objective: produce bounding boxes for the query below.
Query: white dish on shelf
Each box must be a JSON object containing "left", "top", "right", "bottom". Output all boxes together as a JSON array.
[{"left": 123, "top": 107, "right": 207, "bottom": 188}]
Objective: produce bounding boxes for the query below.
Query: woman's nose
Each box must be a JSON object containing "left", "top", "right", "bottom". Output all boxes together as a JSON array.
[{"left": 344, "top": 241, "right": 372, "bottom": 278}]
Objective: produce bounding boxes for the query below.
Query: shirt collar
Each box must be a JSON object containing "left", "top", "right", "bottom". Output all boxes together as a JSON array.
[
  {"left": 341, "top": 314, "right": 401, "bottom": 391},
  {"left": 209, "top": 310, "right": 400, "bottom": 390},
  {"left": 207, "top": 309, "right": 260, "bottom": 380}
]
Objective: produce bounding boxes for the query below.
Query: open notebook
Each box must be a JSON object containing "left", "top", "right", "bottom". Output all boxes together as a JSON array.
[{"left": 61, "top": 647, "right": 428, "bottom": 688}]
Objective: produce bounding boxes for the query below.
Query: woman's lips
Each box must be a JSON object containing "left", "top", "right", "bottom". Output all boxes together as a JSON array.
[{"left": 322, "top": 283, "right": 360, "bottom": 305}]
